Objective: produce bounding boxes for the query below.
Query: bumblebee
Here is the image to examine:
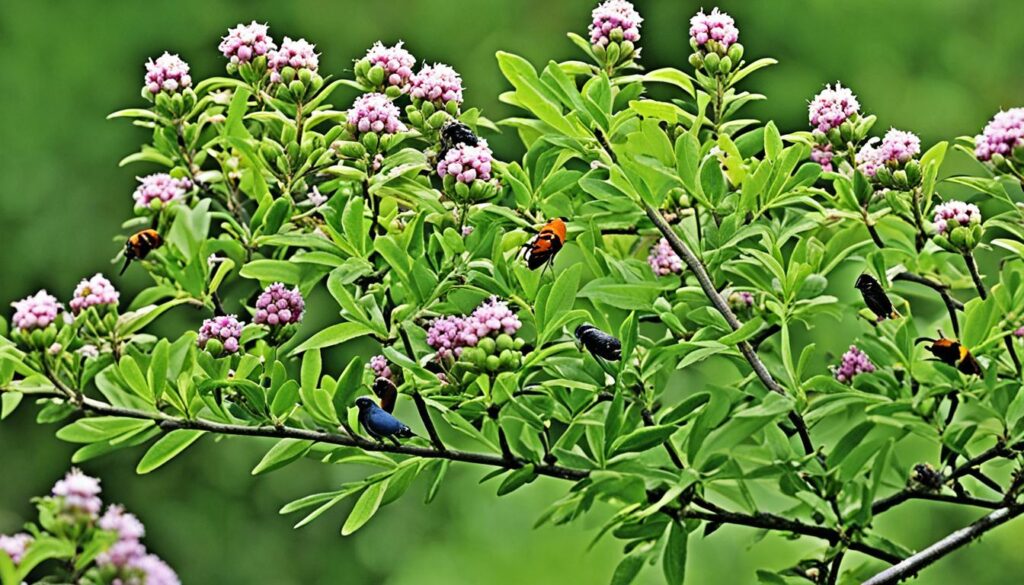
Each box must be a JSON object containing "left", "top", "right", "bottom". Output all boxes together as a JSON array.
[
  {"left": 120, "top": 229, "right": 163, "bottom": 275},
  {"left": 916, "top": 334, "right": 982, "bottom": 375},
  {"left": 372, "top": 376, "right": 398, "bottom": 414},
  {"left": 854, "top": 274, "right": 900, "bottom": 321},
  {"left": 575, "top": 323, "right": 622, "bottom": 361},
  {"left": 523, "top": 217, "right": 568, "bottom": 271},
  {"left": 438, "top": 120, "right": 479, "bottom": 160}
]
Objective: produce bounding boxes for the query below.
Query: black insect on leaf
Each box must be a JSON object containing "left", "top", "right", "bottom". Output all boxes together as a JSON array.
[
  {"left": 854, "top": 274, "right": 900, "bottom": 321},
  {"left": 575, "top": 323, "right": 622, "bottom": 361}
]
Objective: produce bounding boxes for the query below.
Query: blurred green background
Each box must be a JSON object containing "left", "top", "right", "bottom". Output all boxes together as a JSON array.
[{"left": 2, "top": 1, "right": 1023, "bottom": 583}]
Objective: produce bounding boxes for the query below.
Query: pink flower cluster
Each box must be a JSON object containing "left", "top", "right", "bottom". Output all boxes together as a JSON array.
[
  {"left": 69, "top": 273, "right": 120, "bottom": 314},
  {"left": 856, "top": 141, "right": 884, "bottom": 178},
  {"left": 268, "top": 37, "right": 319, "bottom": 83},
  {"left": 133, "top": 173, "right": 191, "bottom": 207},
  {"left": 877, "top": 128, "right": 921, "bottom": 163},
  {"left": 11, "top": 290, "right": 62, "bottom": 331},
  {"left": 410, "top": 64, "right": 463, "bottom": 106},
  {"left": 365, "top": 41, "right": 416, "bottom": 92},
  {"left": 219, "top": 21, "right": 276, "bottom": 64},
  {"left": 198, "top": 315, "right": 245, "bottom": 354},
  {"left": 253, "top": 283, "right": 304, "bottom": 327},
  {"left": 1015, "top": 326, "right": 1024, "bottom": 338},
  {"left": 811, "top": 144, "right": 834, "bottom": 172},
  {"left": 834, "top": 345, "right": 875, "bottom": 383},
  {"left": 0, "top": 533, "right": 32, "bottom": 564},
  {"left": 808, "top": 83, "right": 860, "bottom": 133},
  {"left": 347, "top": 93, "right": 407, "bottom": 135},
  {"left": 52, "top": 468, "right": 103, "bottom": 515},
  {"left": 370, "top": 354, "right": 393, "bottom": 380},
  {"left": 589, "top": 0, "right": 642, "bottom": 47},
  {"left": 932, "top": 200, "right": 982, "bottom": 235},
  {"left": 647, "top": 238, "right": 683, "bottom": 276},
  {"left": 974, "top": 108, "right": 1024, "bottom": 162},
  {"left": 96, "top": 502, "right": 178, "bottom": 584},
  {"left": 689, "top": 8, "right": 739, "bottom": 50},
  {"left": 426, "top": 297, "right": 522, "bottom": 359},
  {"left": 728, "top": 291, "right": 755, "bottom": 309},
  {"left": 437, "top": 141, "right": 493, "bottom": 184},
  {"left": 144, "top": 53, "right": 192, "bottom": 95}
]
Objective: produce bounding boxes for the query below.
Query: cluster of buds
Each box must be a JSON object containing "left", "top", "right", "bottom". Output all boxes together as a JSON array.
[
  {"left": 369, "top": 354, "right": 395, "bottom": 382},
  {"left": 647, "top": 238, "right": 683, "bottom": 276},
  {"left": 833, "top": 345, "right": 875, "bottom": 383},
  {"left": 355, "top": 41, "right": 416, "bottom": 98},
  {"left": 198, "top": 314, "right": 245, "bottom": 356},
  {"left": 687, "top": 8, "right": 743, "bottom": 76},
  {"left": 1015, "top": 326, "right": 1024, "bottom": 339},
  {"left": 859, "top": 129, "right": 923, "bottom": 189},
  {"left": 346, "top": 92, "right": 407, "bottom": 152},
  {"left": 437, "top": 140, "right": 500, "bottom": 202},
  {"left": 588, "top": 0, "right": 643, "bottom": 72},
  {"left": 974, "top": 108, "right": 1024, "bottom": 172},
  {"left": 267, "top": 37, "right": 323, "bottom": 102},
  {"left": 426, "top": 297, "right": 527, "bottom": 387},
  {"left": 931, "top": 200, "right": 984, "bottom": 252},
  {"left": 253, "top": 283, "right": 305, "bottom": 328},
  {"left": 9, "top": 276, "right": 126, "bottom": 351},
  {"left": 219, "top": 21, "right": 276, "bottom": 83},
  {"left": 69, "top": 273, "right": 120, "bottom": 323},
  {"left": 143, "top": 52, "right": 197, "bottom": 117},
  {"left": 808, "top": 83, "right": 875, "bottom": 158},
  {"left": 727, "top": 290, "right": 756, "bottom": 315},
  {"left": 405, "top": 63, "right": 464, "bottom": 131},
  {"left": 133, "top": 173, "right": 192, "bottom": 211},
  {"left": 9, "top": 290, "right": 65, "bottom": 349}
]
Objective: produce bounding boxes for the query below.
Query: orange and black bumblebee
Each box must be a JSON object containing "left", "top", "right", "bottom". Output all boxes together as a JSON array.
[
  {"left": 522, "top": 217, "right": 568, "bottom": 271},
  {"left": 916, "top": 333, "right": 982, "bottom": 375},
  {"left": 855, "top": 274, "right": 900, "bottom": 321},
  {"left": 120, "top": 229, "right": 163, "bottom": 275}
]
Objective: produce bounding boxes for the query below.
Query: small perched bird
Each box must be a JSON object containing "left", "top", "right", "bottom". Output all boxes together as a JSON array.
[
  {"left": 355, "top": 396, "right": 415, "bottom": 445},
  {"left": 523, "top": 217, "right": 568, "bottom": 271},
  {"left": 120, "top": 229, "right": 163, "bottom": 275},
  {"left": 575, "top": 323, "right": 622, "bottom": 361},
  {"left": 854, "top": 274, "right": 900, "bottom": 321},
  {"left": 438, "top": 120, "right": 480, "bottom": 160},
  {"left": 916, "top": 334, "right": 982, "bottom": 376}
]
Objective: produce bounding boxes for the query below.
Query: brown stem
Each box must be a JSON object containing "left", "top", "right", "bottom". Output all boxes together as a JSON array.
[
  {"left": 412, "top": 391, "right": 446, "bottom": 452},
  {"left": 892, "top": 272, "right": 962, "bottom": 337}
]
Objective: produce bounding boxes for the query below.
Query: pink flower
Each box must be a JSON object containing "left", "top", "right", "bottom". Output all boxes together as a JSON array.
[
  {"left": 856, "top": 140, "right": 885, "bottom": 178},
  {"left": 97, "top": 539, "right": 148, "bottom": 568},
  {"left": 364, "top": 41, "right": 416, "bottom": 92},
  {"left": 809, "top": 83, "right": 860, "bottom": 134},
  {"left": 974, "top": 108, "right": 1024, "bottom": 162},
  {"left": 347, "top": 93, "right": 407, "bottom": 135},
  {"left": 932, "top": 200, "right": 982, "bottom": 235},
  {"left": 1014, "top": 326, "right": 1024, "bottom": 338},
  {"left": 811, "top": 143, "right": 834, "bottom": 172},
  {"left": 370, "top": 355, "right": 393, "bottom": 381},
  {"left": 0, "top": 533, "right": 32, "bottom": 564},
  {"left": 51, "top": 468, "right": 103, "bottom": 516},
  {"left": 437, "top": 141, "right": 493, "bottom": 184},
  {"left": 305, "top": 186, "right": 328, "bottom": 208},
  {"left": 254, "top": 284, "right": 304, "bottom": 327},
  {"left": 878, "top": 128, "right": 921, "bottom": 164},
  {"left": 69, "top": 273, "right": 120, "bottom": 314},
  {"left": 461, "top": 225, "right": 474, "bottom": 236},
  {"left": 647, "top": 238, "right": 683, "bottom": 276},
  {"left": 198, "top": 315, "right": 245, "bottom": 354},
  {"left": 589, "top": 0, "right": 643, "bottom": 47},
  {"left": 219, "top": 21, "right": 276, "bottom": 64},
  {"left": 689, "top": 8, "right": 739, "bottom": 50},
  {"left": 410, "top": 64, "right": 463, "bottom": 106},
  {"left": 462, "top": 297, "right": 522, "bottom": 343},
  {"left": 11, "top": 290, "right": 62, "bottom": 331},
  {"left": 728, "top": 291, "right": 755, "bottom": 311},
  {"left": 144, "top": 53, "right": 192, "bottom": 95},
  {"left": 129, "top": 554, "right": 180, "bottom": 585},
  {"left": 99, "top": 505, "right": 146, "bottom": 541},
  {"left": 834, "top": 345, "right": 875, "bottom": 383},
  {"left": 133, "top": 173, "right": 191, "bottom": 207},
  {"left": 268, "top": 37, "right": 319, "bottom": 83},
  {"left": 426, "top": 315, "right": 467, "bottom": 360}
]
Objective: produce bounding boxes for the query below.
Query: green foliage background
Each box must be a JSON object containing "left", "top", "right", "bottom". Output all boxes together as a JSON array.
[{"left": 1, "top": 1, "right": 1022, "bottom": 583}]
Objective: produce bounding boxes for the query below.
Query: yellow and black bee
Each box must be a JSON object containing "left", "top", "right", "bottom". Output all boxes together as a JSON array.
[
  {"left": 575, "top": 323, "right": 622, "bottom": 361},
  {"left": 438, "top": 120, "right": 480, "bottom": 160},
  {"left": 855, "top": 274, "right": 900, "bottom": 321},
  {"left": 120, "top": 229, "right": 163, "bottom": 275},
  {"left": 917, "top": 335, "right": 982, "bottom": 375},
  {"left": 523, "top": 217, "right": 568, "bottom": 271}
]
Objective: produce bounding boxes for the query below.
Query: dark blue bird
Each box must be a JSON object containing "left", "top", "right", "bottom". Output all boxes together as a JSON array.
[{"left": 355, "top": 396, "right": 415, "bottom": 445}]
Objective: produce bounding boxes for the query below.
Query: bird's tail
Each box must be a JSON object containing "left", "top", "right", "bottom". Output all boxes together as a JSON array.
[{"left": 396, "top": 426, "right": 416, "bottom": 439}]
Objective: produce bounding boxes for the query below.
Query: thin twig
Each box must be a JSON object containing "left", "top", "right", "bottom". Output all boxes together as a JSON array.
[
  {"left": 862, "top": 505, "right": 1024, "bottom": 585},
  {"left": 412, "top": 391, "right": 446, "bottom": 452},
  {"left": 892, "top": 272, "right": 962, "bottom": 337}
]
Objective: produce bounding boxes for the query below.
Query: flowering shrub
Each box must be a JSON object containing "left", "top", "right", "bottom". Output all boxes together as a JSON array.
[
  {"left": 0, "top": 469, "right": 178, "bottom": 584},
  {"left": 3, "top": 4, "right": 1024, "bottom": 585}
]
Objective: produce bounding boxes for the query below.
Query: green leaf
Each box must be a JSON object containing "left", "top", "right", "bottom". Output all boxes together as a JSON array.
[
  {"left": 148, "top": 339, "right": 169, "bottom": 402},
  {"left": 611, "top": 425, "right": 677, "bottom": 455},
  {"left": 1, "top": 392, "right": 23, "bottom": 420},
  {"left": 290, "top": 322, "right": 375, "bottom": 356},
  {"left": 57, "top": 417, "right": 154, "bottom": 443},
  {"left": 497, "top": 465, "right": 537, "bottom": 496},
  {"left": 116, "top": 298, "right": 190, "bottom": 337},
  {"left": 718, "top": 317, "right": 764, "bottom": 346},
  {"left": 662, "top": 521, "right": 689, "bottom": 585},
  {"left": 136, "top": 429, "right": 205, "bottom": 474},
  {"left": 252, "top": 438, "right": 313, "bottom": 475},
  {"left": 610, "top": 553, "right": 646, "bottom": 585},
  {"left": 342, "top": 480, "right": 388, "bottom": 536},
  {"left": 240, "top": 259, "right": 304, "bottom": 285}
]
